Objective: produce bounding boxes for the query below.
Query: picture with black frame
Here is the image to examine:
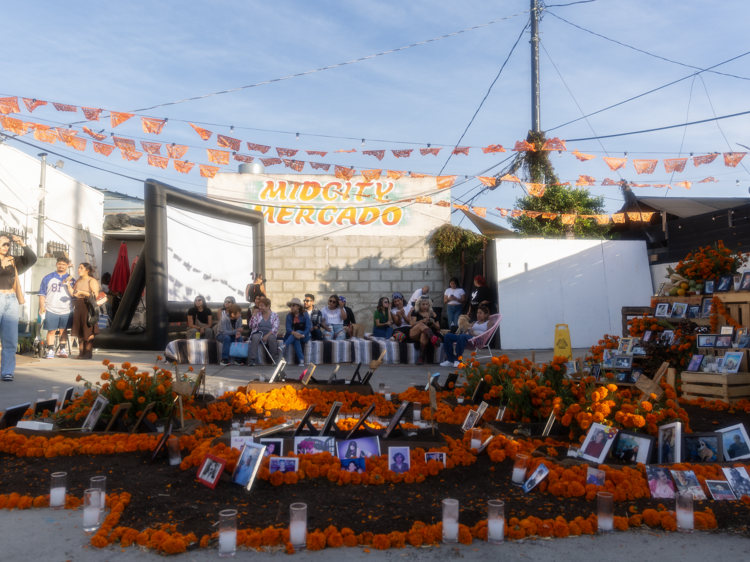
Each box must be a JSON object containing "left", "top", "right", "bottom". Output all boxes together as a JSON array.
[
  {"left": 704, "top": 279, "right": 716, "bottom": 294},
  {"left": 683, "top": 432, "right": 722, "bottom": 463},
  {"left": 715, "top": 335, "right": 733, "bottom": 348},
  {"left": 740, "top": 271, "right": 750, "bottom": 291},
  {"left": 716, "top": 275, "right": 733, "bottom": 292},
  {"left": 696, "top": 334, "right": 716, "bottom": 348},
  {"left": 590, "top": 364, "right": 601, "bottom": 380},
  {"left": 670, "top": 302, "right": 687, "bottom": 319},
  {"left": 687, "top": 305, "right": 701, "bottom": 319},
  {"left": 614, "top": 355, "right": 633, "bottom": 370},
  {"left": 700, "top": 297, "right": 713, "bottom": 318}
]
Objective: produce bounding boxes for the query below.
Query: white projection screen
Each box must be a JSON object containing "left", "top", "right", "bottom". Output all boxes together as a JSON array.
[{"left": 166, "top": 206, "right": 254, "bottom": 302}]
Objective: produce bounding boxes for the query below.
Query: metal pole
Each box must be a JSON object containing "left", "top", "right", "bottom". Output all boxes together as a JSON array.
[
  {"left": 530, "top": 0, "right": 541, "bottom": 133},
  {"left": 37, "top": 153, "right": 48, "bottom": 256}
]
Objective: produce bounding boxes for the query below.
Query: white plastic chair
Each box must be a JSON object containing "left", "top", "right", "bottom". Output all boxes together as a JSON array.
[{"left": 467, "top": 314, "right": 502, "bottom": 359}]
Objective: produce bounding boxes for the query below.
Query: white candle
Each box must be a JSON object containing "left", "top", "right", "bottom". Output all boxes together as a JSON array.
[
  {"left": 290, "top": 521, "right": 307, "bottom": 546},
  {"left": 385, "top": 393, "right": 391, "bottom": 400},
  {"left": 677, "top": 510, "right": 694, "bottom": 531},
  {"left": 50, "top": 487, "right": 66, "bottom": 508},
  {"left": 457, "top": 398, "right": 464, "bottom": 403},
  {"left": 512, "top": 467, "right": 526, "bottom": 484},
  {"left": 471, "top": 439, "right": 481, "bottom": 450},
  {"left": 598, "top": 514, "right": 613, "bottom": 532},
  {"left": 443, "top": 518, "right": 459, "bottom": 541},
  {"left": 100, "top": 493, "right": 106, "bottom": 509},
  {"left": 83, "top": 506, "right": 100, "bottom": 528},
  {"left": 488, "top": 519, "right": 505, "bottom": 542},
  {"left": 414, "top": 411, "right": 421, "bottom": 421},
  {"left": 219, "top": 530, "right": 236, "bottom": 553}
]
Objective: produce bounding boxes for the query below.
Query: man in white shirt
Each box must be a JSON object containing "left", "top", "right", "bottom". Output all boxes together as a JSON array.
[
  {"left": 38, "top": 257, "right": 74, "bottom": 358},
  {"left": 407, "top": 285, "right": 429, "bottom": 308}
]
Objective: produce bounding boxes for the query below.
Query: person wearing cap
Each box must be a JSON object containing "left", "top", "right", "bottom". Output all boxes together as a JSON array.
[
  {"left": 470, "top": 276, "right": 492, "bottom": 321},
  {"left": 390, "top": 292, "right": 412, "bottom": 339},
  {"left": 284, "top": 298, "right": 311, "bottom": 366}
]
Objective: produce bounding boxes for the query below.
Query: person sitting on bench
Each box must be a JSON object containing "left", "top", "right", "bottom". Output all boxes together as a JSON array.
[
  {"left": 186, "top": 296, "right": 214, "bottom": 340},
  {"left": 217, "top": 304, "right": 244, "bottom": 366},
  {"left": 440, "top": 305, "right": 494, "bottom": 368},
  {"left": 247, "top": 297, "right": 279, "bottom": 366}
]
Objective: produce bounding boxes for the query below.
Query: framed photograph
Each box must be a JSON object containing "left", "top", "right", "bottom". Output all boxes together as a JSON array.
[
  {"left": 384, "top": 401, "right": 410, "bottom": 439},
  {"left": 654, "top": 282, "right": 666, "bottom": 297},
  {"left": 722, "top": 467, "right": 750, "bottom": 498},
  {"left": 196, "top": 454, "right": 227, "bottom": 489},
  {"left": 614, "top": 355, "right": 633, "bottom": 370},
  {"left": 461, "top": 409, "right": 481, "bottom": 432},
  {"left": 294, "top": 435, "right": 336, "bottom": 455},
  {"left": 337, "top": 436, "right": 381, "bottom": 459},
  {"left": 740, "top": 271, "right": 750, "bottom": 291},
  {"left": 300, "top": 364, "right": 317, "bottom": 385},
  {"left": 670, "top": 302, "right": 687, "bottom": 319},
  {"left": 660, "top": 330, "right": 674, "bottom": 344},
  {"left": 686, "top": 354, "right": 704, "bottom": 372},
  {"left": 149, "top": 418, "right": 174, "bottom": 464},
  {"left": 721, "top": 325, "right": 735, "bottom": 336},
  {"left": 425, "top": 452, "right": 446, "bottom": 467},
  {"left": 630, "top": 368, "right": 644, "bottom": 383},
  {"left": 723, "top": 352, "right": 744, "bottom": 373},
  {"left": 230, "top": 434, "right": 254, "bottom": 453},
  {"left": 82, "top": 395, "right": 109, "bottom": 432},
  {"left": 645, "top": 465, "right": 676, "bottom": 499},
  {"left": 683, "top": 432, "right": 722, "bottom": 462},
  {"left": 586, "top": 467, "right": 606, "bottom": 486},
  {"left": 631, "top": 346, "right": 646, "bottom": 356},
  {"left": 704, "top": 279, "right": 716, "bottom": 294},
  {"left": 601, "top": 350, "right": 614, "bottom": 369},
  {"left": 654, "top": 302, "right": 670, "bottom": 318},
  {"left": 715, "top": 335, "right": 732, "bottom": 348},
  {"left": 104, "top": 403, "right": 132, "bottom": 432},
  {"left": 232, "top": 442, "right": 266, "bottom": 490},
  {"left": 34, "top": 398, "right": 58, "bottom": 417},
  {"left": 670, "top": 470, "right": 707, "bottom": 500},
  {"left": 716, "top": 275, "right": 733, "bottom": 292},
  {"left": 344, "top": 403, "right": 376, "bottom": 439},
  {"left": 642, "top": 330, "right": 652, "bottom": 342},
  {"left": 611, "top": 430, "right": 655, "bottom": 464},
  {"left": 0, "top": 402, "right": 31, "bottom": 429},
  {"left": 269, "top": 457, "right": 299, "bottom": 474},
  {"left": 700, "top": 297, "right": 714, "bottom": 318},
  {"left": 320, "top": 401, "right": 343, "bottom": 436},
  {"left": 687, "top": 305, "right": 701, "bottom": 319},
  {"left": 658, "top": 421, "right": 682, "bottom": 463},
  {"left": 60, "top": 387, "right": 75, "bottom": 410},
  {"left": 522, "top": 463, "right": 549, "bottom": 493},
  {"left": 616, "top": 371, "right": 630, "bottom": 383},
  {"left": 739, "top": 334, "right": 750, "bottom": 349},
  {"left": 579, "top": 423, "right": 618, "bottom": 463},
  {"left": 717, "top": 423, "right": 750, "bottom": 461},
  {"left": 590, "top": 364, "right": 601, "bottom": 380},
  {"left": 340, "top": 457, "right": 366, "bottom": 473},
  {"left": 268, "top": 358, "right": 288, "bottom": 383},
  {"left": 292, "top": 405, "right": 317, "bottom": 436},
  {"left": 696, "top": 334, "right": 716, "bottom": 348},
  {"left": 130, "top": 402, "right": 155, "bottom": 434},
  {"left": 477, "top": 435, "right": 494, "bottom": 454},
  {"left": 259, "top": 438, "right": 284, "bottom": 457},
  {"left": 706, "top": 480, "right": 737, "bottom": 501},
  {"left": 565, "top": 361, "right": 577, "bottom": 376},
  {"left": 617, "top": 338, "right": 633, "bottom": 354},
  {"left": 716, "top": 357, "right": 725, "bottom": 371},
  {"left": 495, "top": 406, "right": 506, "bottom": 421},
  {"left": 388, "top": 446, "right": 411, "bottom": 474}
]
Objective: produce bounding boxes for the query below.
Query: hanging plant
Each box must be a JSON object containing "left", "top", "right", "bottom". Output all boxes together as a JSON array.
[{"left": 429, "top": 224, "right": 487, "bottom": 274}]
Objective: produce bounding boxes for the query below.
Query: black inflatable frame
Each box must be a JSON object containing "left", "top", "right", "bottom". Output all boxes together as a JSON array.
[{"left": 96, "top": 180, "right": 264, "bottom": 350}]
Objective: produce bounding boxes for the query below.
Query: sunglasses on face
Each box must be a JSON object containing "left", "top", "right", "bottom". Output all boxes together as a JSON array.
[
  {"left": 329, "top": 300, "right": 337, "bottom": 304},
  {"left": 304, "top": 299, "right": 312, "bottom": 302},
  {"left": 0, "top": 243, "right": 9, "bottom": 248},
  {"left": 224, "top": 300, "right": 232, "bottom": 304},
  {"left": 383, "top": 301, "right": 389, "bottom": 304}
]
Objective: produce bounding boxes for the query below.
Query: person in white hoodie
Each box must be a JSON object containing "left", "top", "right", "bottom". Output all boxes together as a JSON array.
[{"left": 216, "top": 303, "right": 244, "bottom": 366}]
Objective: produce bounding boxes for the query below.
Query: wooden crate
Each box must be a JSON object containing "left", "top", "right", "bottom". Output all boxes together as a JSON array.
[{"left": 681, "top": 372, "right": 750, "bottom": 404}]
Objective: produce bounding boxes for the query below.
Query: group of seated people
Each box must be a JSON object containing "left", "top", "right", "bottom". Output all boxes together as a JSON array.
[{"left": 184, "top": 275, "right": 495, "bottom": 368}]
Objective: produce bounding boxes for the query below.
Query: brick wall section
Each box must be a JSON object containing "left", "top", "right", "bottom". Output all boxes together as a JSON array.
[{"left": 263, "top": 235, "right": 446, "bottom": 333}]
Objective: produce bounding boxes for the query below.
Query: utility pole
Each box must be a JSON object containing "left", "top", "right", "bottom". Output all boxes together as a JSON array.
[
  {"left": 37, "top": 153, "right": 47, "bottom": 257},
  {"left": 530, "top": 0, "right": 541, "bottom": 133}
]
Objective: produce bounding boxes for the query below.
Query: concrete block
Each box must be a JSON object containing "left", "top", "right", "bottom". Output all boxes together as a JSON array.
[
  {"left": 306, "top": 282, "right": 330, "bottom": 293},
  {"left": 268, "top": 246, "right": 294, "bottom": 258},
  {"left": 315, "top": 246, "right": 327, "bottom": 258},
  {"left": 392, "top": 282, "right": 413, "bottom": 294},
  {"left": 329, "top": 258, "right": 368, "bottom": 269},
  {"left": 305, "top": 258, "right": 327, "bottom": 270},
  {"left": 274, "top": 270, "right": 295, "bottom": 281},
  {"left": 295, "top": 270, "right": 315, "bottom": 281},
  {"left": 369, "top": 281, "right": 392, "bottom": 293},
  {"left": 380, "top": 270, "right": 402, "bottom": 281},
  {"left": 283, "top": 259, "right": 299, "bottom": 270},
  {"left": 328, "top": 281, "right": 349, "bottom": 292},
  {"left": 412, "top": 282, "right": 429, "bottom": 292},
  {"left": 294, "top": 246, "right": 315, "bottom": 258},
  {"left": 358, "top": 247, "right": 381, "bottom": 258},
  {"left": 338, "top": 270, "right": 359, "bottom": 281},
  {"left": 283, "top": 281, "right": 305, "bottom": 292},
  {"left": 348, "top": 282, "right": 369, "bottom": 293},
  {"left": 265, "top": 258, "right": 283, "bottom": 270},
  {"left": 403, "top": 270, "right": 424, "bottom": 281},
  {"left": 314, "top": 269, "right": 338, "bottom": 281},
  {"left": 359, "top": 270, "right": 380, "bottom": 281},
  {"left": 390, "top": 257, "right": 416, "bottom": 269},
  {"left": 334, "top": 247, "right": 359, "bottom": 258},
  {"left": 369, "top": 258, "right": 391, "bottom": 269},
  {"left": 402, "top": 248, "right": 424, "bottom": 258},
  {"left": 377, "top": 247, "right": 402, "bottom": 259}
]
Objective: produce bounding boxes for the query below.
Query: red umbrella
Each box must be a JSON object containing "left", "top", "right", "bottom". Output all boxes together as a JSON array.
[{"left": 109, "top": 242, "right": 131, "bottom": 294}]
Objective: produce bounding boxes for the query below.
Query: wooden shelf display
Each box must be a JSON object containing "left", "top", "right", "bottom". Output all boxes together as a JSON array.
[{"left": 681, "top": 372, "right": 750, "bottom": 404}]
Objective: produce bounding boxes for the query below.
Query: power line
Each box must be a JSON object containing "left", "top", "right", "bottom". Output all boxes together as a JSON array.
[{"left": 664, "top": 77, "right": 697, "bottom": 198}]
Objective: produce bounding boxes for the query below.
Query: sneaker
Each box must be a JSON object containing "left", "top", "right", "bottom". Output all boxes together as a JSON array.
[
  {"left": 220, "top": 359, "right": 230, "bottom": 366},
  {"left": 454, "top": 361, "right": 460, "bottom": 368},
  {"left": 45, "top": 348, "right": 54, "bottom": 359},
  {"left": 440, "top": 360, "right": 455, "bottom": 367},
  {"left": 298, "top": 361, "right": 305, "bottom": 367},
  {"left": 57, "top": 347, "right": 69, "bottom": 358},
  {"left": 247, "top": 361, "right": 256, "bottom": 367},
  {"left": 1, "top": 373, "right": 12, "bottom": 381}
]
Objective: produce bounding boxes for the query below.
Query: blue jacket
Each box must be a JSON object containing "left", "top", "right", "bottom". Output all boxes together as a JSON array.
[{"left": 285, "top": 311, "right": 311, "bottom": 338}]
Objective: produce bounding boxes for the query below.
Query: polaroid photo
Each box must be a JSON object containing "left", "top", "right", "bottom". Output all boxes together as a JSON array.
[
  {"left": 686, "top": 354, "right": 704, "bottom": 372},
  {"left": 683, "top": 432, "right": 722, "bottom": 463},
  {"left": 425, "top": 452, "right": 447, "bottom": 467},
  {"left": 697, "top": 334, "right": 716, "bottom": 348},
  {"left": 579, "top": 423, "right": 618, "bottom": 463},
  {"left": 231, "top": 442, "right": 266, "bottom": 490},
  {"left": 654, "top": 303, "right": 670, "bottom": 318},
  {"left": 260, "top": 438, "right": 284, "bottom": 457},
  {"left": 269, "top": 457, "right": 299, "bottom": 474},
  {"left": 658, "top": 421, "right": 682, "bottom": 463},
  {"left": 294, "top": 435, "right": 336, "bottom": 455},
  {"left": 601, "top": 349, "right": 614, "bottom": 369},
  {"left": 716, "top": 275, "right": 733, "bottom": 292},
  {"left": 704, "top": 279, "right": 716, "bottom": 294},
  {"left": 715, "top": 335, "right": 733, "bottom": 349},
  {"left": 670, "top": 302, "right": 687, "bottom": 319},
  {"left": 740, "top": 271, "right": 750, "bottom": 291},
  {"left": 586, "top": 467, "right": 606, "bottom": 486},
  {"left": 723, "top": 352, "right": 744, "bottom": 373},
  {"left": 617, "top": 338, "right": 633, "bottom": 354},
  {"left": 722, "top": 467, "right": 750, "bottom": 498},
  {"left": 687, "top": 305, "right": 701, "bottom": 319},
  {"left": 340, "top": 457, "right": 366, "bottom": 473},
  {"left": 522, "top": 463, "right": 549, "bottom": 493},
  {"left": 196, "top": 453, "right": 227, "bottom": 489},
  {"left": 717, "top": 424, "right": 750, "bottom": 461},
  {"left": 630, "top": 368, "right": 644, "bottom": 383},
  {"left": 645, "top": 465, "right": 676, "bottom": 499},
  {"left": 706, "top": 480, "right": 737, "bottom": 501},
  {"left": 614, "top": 355, "right": 633, "bottom": 370},
  {"left": 670, "top": 470, "right": 707, "bottom": 500},
  {"left": 700, "top": 297, "right": 714, "bottom": 318},
  {"left": 388, "top": 446, "right": 411, "bottom": 474},
  {"left": 337, "top": 436, "right": 381, "bottom": 459}
]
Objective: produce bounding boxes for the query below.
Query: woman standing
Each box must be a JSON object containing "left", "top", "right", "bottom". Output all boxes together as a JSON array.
[
  {"left": 65, "top": 263, "right": 100, "bottom": 360},
  {"left": 283, "top": 298, "right": 311, "bottom": 366},
  {"left": 247, "top": 297, "right": 279, "bottom": 366},
  {"left": 0, "top": 233, "right": 37, "bottom": 381},
  {"left": 372, "top": 297, "right": 394, "bottom": 339},
  {"left": 470, "top": 275, "right": 492, "bottom": 321},
  {"left": 320, "top": 295, "right": 347, "bottom": 341},
  {"left": 245, "top": 273, "right": 266, "bottom": 302},
  {"left": 409, "top": 297, "right": 442, "bottom": 365},
  {"left": 389, "top": 292, "right": 411, "bottom": 340},
  {"left": 443, "top": 277, "right": 466, "bottom": 330},
  {"left": 440, "top": 306, "right": 494, "bottom": 368}
]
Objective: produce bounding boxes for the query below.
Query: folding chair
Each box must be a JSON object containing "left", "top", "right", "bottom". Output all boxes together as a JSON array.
[{"left": 467, "top": 314, "right": 502, "bottom": 360}]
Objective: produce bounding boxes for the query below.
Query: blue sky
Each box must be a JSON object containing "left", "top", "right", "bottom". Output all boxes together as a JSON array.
[{"left": 2, "top": 0, "right": 750, "bottom": 225}]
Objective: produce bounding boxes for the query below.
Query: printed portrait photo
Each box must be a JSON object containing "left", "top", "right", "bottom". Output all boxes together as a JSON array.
[
  {"left": 646, "top": 465, "right": 675, "bottom": 499},
  {"left": 654, "top": 303, "right": 670, "bottom": 318},
  {"left": 658, "top": 422, "right": 681, "bottom": 463},
  {"left": 294, "top": 436, "right": 336, "bottom": 456},
  {"left": 579, "top": 423, "right": 618, "bottom": 463},
  {"left": 586, "top": 467, "right": 605, "bottom": 486},
  {"left": 260, "top": 438, "right": 284, "bottom": 457},
  {"left": 683, "top": 434, "right": 721, "bottom": 463},
  {"left": 611, "top": 432, "right": 652, "bottom": 464},
  {"left": 425, "top": 452, "right": 446, "bottom": 467},
  {"left": 269, "top": 457, "right": 299, "bottom": 474},
  {"left": 717, "top": 424, "right": 750, "bottom": 461},
  {"left": 722, "top": 467, "right": 750, "bottom": 498},
  {"left": 522, "top": 463, "right": 549, "bottom": 493},
  {"left": 336, "top": 436, "right": 381, "bottom": 459},
  {"left": 340, "top": 458, "right": 366, "bottom": 473},
  {"left": 231, "top": 442, "right": 265, "bottom": 489},
  {"left": 706, "top": 480, "right": 737, "bottom": 501},
  {"left": 388, "top": 446, "right": 411, "bottom": 474},
  {"left": 671, "top": 469, "right": 707, "bottom": 500},
  {"left": 198, "top": 457, "right": 223, "bottom": 484}
]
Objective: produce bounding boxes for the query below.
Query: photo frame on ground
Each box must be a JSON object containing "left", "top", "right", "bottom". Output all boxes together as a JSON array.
[
  {"left": 320, "top": 401, "right": 342, "bottom": 436},
  {"left": 292, "top": 405, "right": 318, "bottom": 436},
  {"left": 196, "top": 453, "right": 227, "bottom": 489},
  {"left": 670, "top": 469, "right": 707, "bottom": 500},
  {"left": 384, "top": 401, "right": 410, "bottom": 439},
  {"left": 337, "top": 436, "right": 381, "bottom": 459},
  {"left": 683, "top": 432, "right": 722, "bottom": 463},
  {"left": 477, "top": 435, "right": 494, "bottom": 454},
  {"left": 722, "top": 467, "right": 750, "bottom": 498},
  {"left": 300, "top": 364, "right": 317, "bottom": 385},
  {"left": 149, "top": 418, "right": 174, "bottom": 464},
  {"left": 425, "top": 452, "right": 446, "bottom": 467},
  {"left": 268, "top": 358, "right": 287, "bottom": 383},
  {"left": 706, "top": 480, "right": 737, "bottom": 500},
  {"left": 252, "top": 421, "right": 294, "bottom": 439},
  {"left": 586, "top": 467, "right": 606, "bottom": 486},
  {"left": 388, "top": 446, "right": 411, "bottom": 474},
  {"left": 0, "top": 402, "right": 31, "bottom": 429},
  {"left": 345, "top": 403, "right": 376, "bottom": 439},
  {"left": 495, "top": 406, "right": 506, "bottom": 421},
  {"left": 232, "top": 442, "right": 266, "bottom": 490},
  {"left": 104, "top": 403, "right": 132, "bottom": 432},
  {"left": 294, "top": 435, "right": 336, "bottom": 455},
  {"left": 130, "top": 402, "right": 155, "bottom": 434},
  {"left": 645, "top": 465, "right": 676, "bottom": 499},
  {"left": 61, "top": 387, "right": 74, "bottom": 409},
  {"left": 33, "top": 398, "right": 57, "bottom": 417},
  {"left": 654, "top": 303, "right": 670, "bottom": 318},
  {"left": 82, "top": 395, "right": 109, "bottom": 432},
  {"left": 471, "top": 380, "right": 487, "bottom": 405},
  {"left": 522, "top": 463, "right": 549, "bottom": 493},
  {"left": 259, "top": 438, "right": 284, "bottom": 457},
  {"left": 341, "top": 458, "right": 366, "bottom": 473},
  {"left": 579, "top": 423, "right": 618, "bottom": 463},
  {"left": 269, "top": 457, "right": 299, "bottom": 474},
  {"left": 717, "top": 423, "right": 750, "bottom": 461},
  {"left": 230, "top": 434, "right": 254, "bottom": 452},
  {"left": 658, "top": 421, "right": 682, "bottom": 463}
]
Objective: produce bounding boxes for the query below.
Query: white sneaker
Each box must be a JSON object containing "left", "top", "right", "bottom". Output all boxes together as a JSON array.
[
  {"left": 298, "top": 361, "right": 305, "bottom": 367},
  {"left": 440, "top": 360, "right": 454, "bottom": 367},
  {"left": 57, "top": 347, "right": 69, "bottom": 358},
  {"left": 454, "top": 361, "right": 460, "bottom": 368},
  {"left": 45, "top": 348, "right": 55, "bottom": 359}
]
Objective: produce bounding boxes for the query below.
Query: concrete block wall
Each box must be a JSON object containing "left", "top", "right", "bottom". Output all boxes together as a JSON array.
[{"left": 263, "top": 235, "right": 446, "bottom": 334}]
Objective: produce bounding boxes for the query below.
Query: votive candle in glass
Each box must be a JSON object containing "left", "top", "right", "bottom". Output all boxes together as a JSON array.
[
  {"left": 50, "top": 472, "right": 66, "bottom": 510},
  {"left": 487, "top": 500, "right": 505, "bottom": 545},
  {"left": 676, "top": 490, "right": 694, "bottom": 533},
  {"left": 90, "top": 475, "right": 107, "bottom": 511},
  {"left": 385, "top": 386, "right": 391, "bottom": 400},
  {"left": 379, "top": 382, "right": 385, "bottom": 394},
  {"left": 38, "top": 389, "right": 46, "bottom": 402},
  {"left": 471, "top": 428, "right": 483, "bottom": 451},
  {"left": 167, "top": 436, "right": 181, "bottom": 466},
  {"left": 413, "top": 403, "right": 421, "bottom": 422},
  {"left": 82, "top": 489, "right": 101, "bottom": 532},
  {"left": 511, "top": 454, "right": 529, "bottom": 486},
  {"left": 597, "top": 492, "right": 614, "bottom": 533},
  {"left": 289, "top": 503, "right": 307, "bottom": 548},
  {"left": 219, "top": 509, "right": 237, "bottom": 557},
  {"left": 442, "top": 499, "right": 459, "bottom": 543}
]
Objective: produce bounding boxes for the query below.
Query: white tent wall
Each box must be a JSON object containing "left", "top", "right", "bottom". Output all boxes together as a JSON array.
[{"left": 492, "top": 239, "right": 653, "bottom": 350}]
